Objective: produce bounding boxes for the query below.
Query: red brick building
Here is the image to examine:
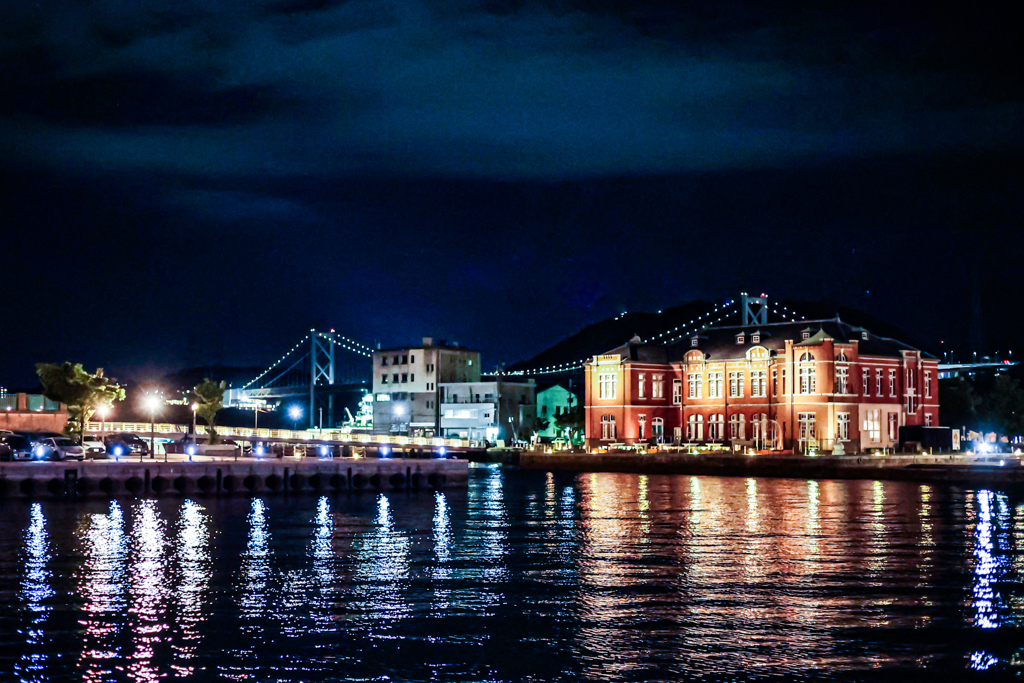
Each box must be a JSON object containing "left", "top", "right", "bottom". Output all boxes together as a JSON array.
[{"left": 584, "top": 318, "right": 939, "bottom": 453}]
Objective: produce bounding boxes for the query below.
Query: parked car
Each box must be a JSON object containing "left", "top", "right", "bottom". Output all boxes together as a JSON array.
[
  {"left": 81, "top": 435, "right": 107, "bottom": 459},
  {"left": 104, "top": 432, "right": 151, "bottom": 458},
  {"left": 1, "top": 434, "right": 35, "bottom": 461},
  {"left": 34, "top": 437, "right": 85, "bottom": 461}
]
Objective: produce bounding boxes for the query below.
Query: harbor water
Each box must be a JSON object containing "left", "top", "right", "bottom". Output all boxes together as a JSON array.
[{"left": 0, "top": 466, "right": 1020, "bottom": 681}]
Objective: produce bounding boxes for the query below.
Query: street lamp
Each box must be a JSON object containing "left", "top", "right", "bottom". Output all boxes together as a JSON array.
[
  {"left": 143, "top": 395, "right": 162, "bottom": 462},
  {"left": 95, "top": 404, "right": 111, "bottom": 434},
  {"left": 288, "top": 405, "right": 303, "bottom": 431},
  {"left": 191, "top": 402, "right": 199, "bottom": 435}
]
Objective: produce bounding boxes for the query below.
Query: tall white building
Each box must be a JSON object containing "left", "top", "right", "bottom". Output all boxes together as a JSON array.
[
  {"left": 440, "top": 380, "right": 536, "bottom": 444},
  {"left": 371, "top": 338, "right": 480, "bottom": 436}
]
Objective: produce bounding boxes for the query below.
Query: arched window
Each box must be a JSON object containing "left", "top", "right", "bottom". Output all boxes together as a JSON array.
[
  {"left": 729, "top": 413, "right": 746, "bottom": 440},
  {"left": 687, "top": 414, "right": 703, "bottom": 441},
  {"left": 601, "top": 415, "right": 616, "bottom": 440},
  {"left": 799, "top": 352, "right": 816, "bottom": 394},
  {"left": 836, "top": 350, "right": 848, "bottom": 362},
  {"left": 708, "top": 414, "right": 724, "bottom": 441},
  {"left": 652, "top": 417, "right": 664, "bottom": 441}
]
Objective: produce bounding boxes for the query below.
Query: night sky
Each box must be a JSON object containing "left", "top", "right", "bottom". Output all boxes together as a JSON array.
[{"left": 2, "top": 0, "right": 1022, "bottom": 386}]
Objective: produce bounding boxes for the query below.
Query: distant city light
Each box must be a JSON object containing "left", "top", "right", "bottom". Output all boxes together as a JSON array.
[{"left": 288, "top": 405, "right": 303, "bottom": 421}]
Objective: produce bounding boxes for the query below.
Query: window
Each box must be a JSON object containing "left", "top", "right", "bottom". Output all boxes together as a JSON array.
[
  {"left": 925, "top": 371, "right": 932, "bottom": 399},
  {"left": 752, "top": 413, "right": 768, "bottom": 444},
  {"left": 888, "top": 412, "right": 898, "bottom": 441},
  {"left": 601, "top": 415, "right": 616, "bottom": 440},
  {"left": 427, "top": 364, "right": 435, "bottom": 373},
  {"left": 653, "top": 375, "right": 665, "bottom": 399},
  {"left": 729, "top": 372, "right": 744, "bottom": 398},
  {"left": 802, "top": 331, "right": 810, "bottom": 340},
  {"left": 751, "top": 371, "right": 766, "bottom": 397},
  {"left": 637, "top": 414, "right": 646, "bottom": 441},
  {"left": 410, "top": 355, "right": 415, "bottom": 363},
  {"left": 736, "top": 334, "right": 744, "bottom": 345},
  {"left": 905, "top": 369, "right": 917, "bottom": 413},
  {"left": 752, "top": 334, "right": 760, "bottom": 344},
  {"left": 876, "top": 369, "right": 882, "bottom": 396},
  {"left": 393, "top": 356, "right": 400, "bottom": 365},
  {"left": 691, "top": 337, "right": 699, "bottom": 347},
  {"left": 599, "top": 374, "right": 617, "bottom": 400},
  {"left": 638, "top": 373, "right": 646, "bottom": 399},
  {"left": 771, "top": 369, "right": 778, "bottom": 395},
  {"left": 541, "top": 405, "right": 547, "bottom": 415},
  {"left": 381, "top": 357, "right": 388, "bottom": 366},
  {"left": 836, "top": 351, "right": 848, "bottom": 362},
  {"left": 864, "top": 409, "right": 881, "bottom": 443},
  {"left": 468, "top": 360, "right": 474, "bottom": 366},
  {"left": 427, "top": 382, "right": 433, "bottom": 390},
  {"left": 925, "top": 413, "right": 933, "bottom": 426},
  {"left": 401, "top": 373, "right": 408, "bottom": 383},
  {"left": 687, "top": 414, "right": 703, "bottom": 441},
  {"left": 688, "top": 375, "right": 703, "bottom": 399},
  {"left": 863, "top": 368, "right": 870, "bottom": 396},
  {"left": 836, "top": 366, "right": 849, "bottom": 394},
  {"left": 652, "top": 418, "right": 664, "bottom": 440},
  {"left": 393, "top": 373, "right": 399, "bottom": 383},
  {"left": 708, "top": 414, "right": 724, "bottom": 441},
  {"left": 798, "top": 413, "right": 816, "bottom": 443},
  {"left": 729, "top": 413, "right": 745, "bottom": 440},
  {"left": 672, "top": 379, "right": 682, "bottom": 405},
  {"left": 402, "top": 355, "right": 407, "bottom": 364},
  {"left": 410, "top": 374, "right": 415, "bottom": 382},
  {"left": 444, "top": 409, "right": 454, "bottom": 418},
  {"left": 381, "top": 374, "right": 388, "bottom": 385},
  {"left": 862, "top": 330, "right": 869, "bottom": 340},
  {"left": 837, "top": 413, "right": 850, "bottom": 442},
  {"left": 798, "top": 353, "right": 816, "bottom": 394},
  {"left": 888, "top": 369, "right": 896, "bottom": 397},
  {"left": 708, "top": 372, "right": 723, "bottom": 398}
]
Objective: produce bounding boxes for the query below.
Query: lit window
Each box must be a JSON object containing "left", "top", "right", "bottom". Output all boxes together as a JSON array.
[
  {"left": 802, "top": 331, "right": 810, "bottom": 340},
  {"left": 381, "top": 374, "right": 388, "bottom": 385},
  {"left": 729, "top": 372, "right": 744, "bottom": 398},
  {"left": 652, "top": 417, "right": 664, "bottom": 440},
  {"left": 688, "top": 375, "right": 703, "bottom": 399},
  {"left": 888, "top": 412, "right": 898, "bottom": 441},
  {"left": 599, "top": 374, "right": 617, "bottom": 400},
  {"left": 691, "top": 337, "right": 699, "bottom": 347},
  {"left": 864, "top": 409, "right": 881, "bottom": 442},
  {"left": 925, "top": 413, "right": 933, "bottom": 426},
  {"left": 798, "top": 352, "right": 816, "bottom": 394},
  {"left": 925, "top": 371, "right": 932, "bottom": 398},
  {"left": 708, "top": 372, "right": 723, "bottom": 399},
  {"left": 751, "top": 371, "right": 766, "bottom": 397},
  {"left": 652, "top": 375, "right": 665, "bottom": 399},
  {"left": 601, "top": 415, "right": 616, "bottom": 440},
  {"left": 876, "top": 370, "right": 882, "bottom": 396},
  {"left": 863, "top": 368, "right": 870, "bottom": 396},
  {"left": 672, "top": 379, "right": 682, "bottom": 404},
  {"left": 837, "top": 413, "right": 850, "bottom": 442},
  {"left": 798, "top": 413, "right": 816, "bottom": 444},
  {"left": 836, "top": 366, "right": 849, "bottom": 394},
  {"left": 638, "top": 373, "right": 646, "bottom": 399},
  {"left": 729, "top": 413, "right": 745, "bottom": 440},
  {"left": 888, "top": 370, "right": 896, "bottom": 397},
  {"left": 708, "top": 414, "right": 724, "bottom": 441},
  {"left": 736, "top": 334, "right": 744, "bottom": 345},
  {"left": 862, "top": 330, "right": 869, "bottom": 340},
  {"left": 687, "top": 414, "right": 703, "bottom": 441},
  {"left": 752, "top": 334, "right": 760, "bottom": 343}
]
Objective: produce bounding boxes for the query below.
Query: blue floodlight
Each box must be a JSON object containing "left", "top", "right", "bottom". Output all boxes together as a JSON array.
[
  {"left": 437, "top": 446, "right": 447, "bottom": 459},
  {"left": 186, "top": 444, "right": 197, "bottom": 457},
  {"left": 113, "top": 445, "right": 123, "bottom": 457},
  {"left": 380, "top": 446, "right": 390, "bottom": 458},
  {"left": 255, "top": 444, "right": 266, "bottom": 456},
  {"left": 319, "top": 445, "right": 329, "bottom": 457},
  {"left": 288, "top": 405, "right": 303, "bottom": 421}
]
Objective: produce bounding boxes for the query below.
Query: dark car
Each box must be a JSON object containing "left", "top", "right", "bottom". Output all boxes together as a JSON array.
[
  {"left": 1, "top": 434, "right": 34, "bottom": 461},
  {"left": 104, "top": 432, "right": 152, "bottom": 458}
]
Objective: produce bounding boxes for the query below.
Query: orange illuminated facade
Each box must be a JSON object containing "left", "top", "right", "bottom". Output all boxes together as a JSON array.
[{"left": 584, "top": 319, "right": 939, "bottom": 453}]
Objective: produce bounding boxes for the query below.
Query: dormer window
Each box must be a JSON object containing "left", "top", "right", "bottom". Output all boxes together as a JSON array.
[
  {"left": 691, "top": 338, "right": 699, "bottom": 347},
  {"left": 861, "top": 331, "right": 869, "bottom": 340},
  {"left": 751, "top": 334, "right": 760, "bottom": 344},
  {"left": 736, "top": 334, "right": 745, "bottom": 345},
  {"left": 802, "top": 332, "right": 810, "bottom": 340}
]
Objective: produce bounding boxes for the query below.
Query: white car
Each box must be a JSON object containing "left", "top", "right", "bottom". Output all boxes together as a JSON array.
[
  {"left": 34, "top": 437, "right": 85, "bottom": 461},
  {"left": 82, "top": 435, "right": 107, "bottom": 459}
]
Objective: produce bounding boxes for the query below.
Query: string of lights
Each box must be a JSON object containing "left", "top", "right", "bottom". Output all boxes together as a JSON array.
[
  {"left": 657, "top": 299, "right": 739, "bottom": 345},
  {"left": 318, "top": 332, "right": 372, "bottom": 358},
  {"left": 242, "top": 333, "right": 312, "bottom": 389},
  {"left": 499, "top": 359, "right": 587, "bottom": 376}
]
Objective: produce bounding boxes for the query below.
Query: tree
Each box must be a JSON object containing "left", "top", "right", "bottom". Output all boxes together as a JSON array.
[
  {"left": 977, "top": 374, "right": 1024, "bottom": 438},
  {"left": 193, "top": 378, "right": 226, "bottom": 444},
  {"left": 939, "top": 377, "right": 977, "bottom": 430},
  {"left": 555, "top": 403, "right": 585, "bottom": 449},
  {"left": 35, "top": 362, "right": 125, "bottom": 444}
]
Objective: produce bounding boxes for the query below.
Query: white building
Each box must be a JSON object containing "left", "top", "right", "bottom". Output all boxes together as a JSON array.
[
  {"left": 440, "top": 380, "right": 536, "bottom": 444},
  {"left": 371, "top": 338, "right": 480, "bottom": 436},
  {"left": 536, "top": 384, "right": 580, "bottom": 440}
]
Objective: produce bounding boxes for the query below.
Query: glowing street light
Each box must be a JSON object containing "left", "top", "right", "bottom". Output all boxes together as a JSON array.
[
  {"left": 191, "top": 402, "right": 199, "bottom": 435},
  {"left": 95, "top": 404, "right": 111, "bottom": 434},
  {"left": 143, "top": 394, "right": 162, "bottom": 462},
  {"left": 288, "top": 405, "right": 303, "bottom": 430}
]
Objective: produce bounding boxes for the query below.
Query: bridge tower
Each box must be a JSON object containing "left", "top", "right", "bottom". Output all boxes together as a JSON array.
[
  {"left": 310, "top": 331, "right": 335, "bottom": 429},
  {"left": 741, "top": 293, "right": 768, "bottom": 326}
]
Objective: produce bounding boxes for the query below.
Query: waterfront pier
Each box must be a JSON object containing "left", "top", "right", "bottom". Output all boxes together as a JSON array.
[{"left": 0, "top": 457, "right": 467, "bottom": 500}]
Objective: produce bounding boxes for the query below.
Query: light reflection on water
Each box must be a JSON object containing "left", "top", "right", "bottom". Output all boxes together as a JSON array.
[{"left": 2, "top": 473, "right": 1024, "bottom": 680}]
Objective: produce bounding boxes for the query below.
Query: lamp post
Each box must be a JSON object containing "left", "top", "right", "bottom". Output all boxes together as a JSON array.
[
  {"left": 143, "top": 395, "right": 161, "bottom": 462},
  {"left": 191, "top": 402, "right": 199, "bottom": 435},
  {"left": 96, "top": 404, "right": 110, "bottom": 435}
]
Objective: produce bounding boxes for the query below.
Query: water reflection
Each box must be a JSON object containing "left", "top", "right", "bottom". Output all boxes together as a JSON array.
[
  {"left": 305, "top": 496, "right": 336, "bottom": 633},
  {"left": 127, "top": 500, "right": 169, "bottom": 683},
  {"left": 172, "top": 499, "right": 210, "bottom": 676},
  {"left": 352, "top": 494, "right": 410, "bottom": 624},
  {"left": 78, "top": 501, "right": 129, "bottom": 682},
  {"left": 431, "top": 492, "right": 453, "bottom": 613},
  {"left": 239, "top": 498, "right": 272, "bottom": 630},
  {"left": 17, "top": 503, "right": 53, "bottom": 683}
]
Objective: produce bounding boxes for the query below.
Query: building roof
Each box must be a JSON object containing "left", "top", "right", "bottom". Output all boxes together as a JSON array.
[{"left": 597, "top": 318, "right": 934, "bottom": 363}]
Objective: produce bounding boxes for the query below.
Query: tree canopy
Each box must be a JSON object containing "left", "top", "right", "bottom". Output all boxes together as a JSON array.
[
  {"left": 193, "top": 378, "right": 226, "bottom": 444},
  {"left": 35, "top": 362, "right": 125, "bottom": 443}
]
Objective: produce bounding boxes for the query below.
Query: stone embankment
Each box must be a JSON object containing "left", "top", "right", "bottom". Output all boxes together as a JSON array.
[
  {"left": 0, "top": 457, "right": 467, "bottom": 500},
  {"left": 521, "top": 452, "right": 1024, "bottom": 485}
]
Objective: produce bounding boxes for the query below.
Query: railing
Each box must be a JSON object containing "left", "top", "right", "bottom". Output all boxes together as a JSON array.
[{"left": 86, "top": 422, "right": 478, "bottom": 449}]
